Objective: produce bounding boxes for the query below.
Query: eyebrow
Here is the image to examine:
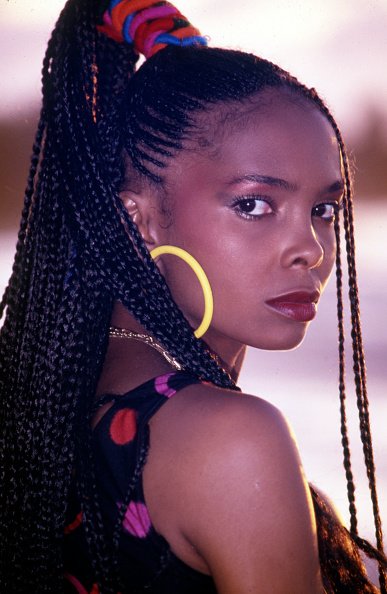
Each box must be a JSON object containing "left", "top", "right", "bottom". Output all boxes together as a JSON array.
[
  {"left": 227, "top": 174, "right": 345, "bottom": 195},
  {"left": 325, "top": 179, "right": 345, "bottom": 194}
]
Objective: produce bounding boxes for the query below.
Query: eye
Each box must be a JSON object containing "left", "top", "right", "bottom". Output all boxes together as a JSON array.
[
  {"left": 312, "top": 202, "right": 339, "bottom": 223},
  {"left": 232, "top": 197, "right": 274, "bottom": 220}
]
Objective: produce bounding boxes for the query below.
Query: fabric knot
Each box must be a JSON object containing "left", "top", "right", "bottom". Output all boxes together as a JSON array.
[{"left": 97, "top": 0, "right": 207, "bottom": 58}]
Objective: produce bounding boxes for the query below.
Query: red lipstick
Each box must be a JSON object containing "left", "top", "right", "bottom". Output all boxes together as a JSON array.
[{"left": 265, "top": 291, "right": 320, "bottom": 322}]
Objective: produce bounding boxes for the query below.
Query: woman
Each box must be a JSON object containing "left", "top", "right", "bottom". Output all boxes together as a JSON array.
[{"left": 0, "top": 0, "right": 385, "bottom": 592}]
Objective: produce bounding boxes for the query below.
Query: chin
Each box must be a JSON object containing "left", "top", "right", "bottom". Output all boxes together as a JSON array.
[
  {"left": 276, "top": 334, "right": 308, "bottom": 352},
  {"left": 250, "top": 324, "right": 310, "bottom": 352}
]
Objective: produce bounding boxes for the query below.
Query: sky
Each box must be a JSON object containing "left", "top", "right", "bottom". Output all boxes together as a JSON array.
[{"left": 1, "top": 0, "right": 387, "bottom": 134}]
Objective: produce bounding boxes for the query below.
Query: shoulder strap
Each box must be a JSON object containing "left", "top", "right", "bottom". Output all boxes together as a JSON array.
[
  {"left": 137, "top": 371, "right": 201, "bottom": 428},
  {"left": 91, "top": 371, "right": 200, "bottom": 420}
]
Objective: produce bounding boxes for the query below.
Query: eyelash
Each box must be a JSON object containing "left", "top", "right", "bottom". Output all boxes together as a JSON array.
[
  {"left": 312, "top": 202, "right": 343, "bottom": 223},
  {"left": 231, "top": 196, "right": 343, "bottom": 223},
  {"left": 231, "top": 196, "right": 274, "bottom": 221}
]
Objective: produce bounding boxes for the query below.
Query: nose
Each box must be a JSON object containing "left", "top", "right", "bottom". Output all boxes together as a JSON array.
[{"left": 280, "top": 223, "right": 324, "bottom": 270}]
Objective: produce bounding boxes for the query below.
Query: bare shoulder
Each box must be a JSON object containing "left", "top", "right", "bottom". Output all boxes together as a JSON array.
[
  {"left": 172, "top": 380, "right": 308, "bottom": 501},
  {"left": 161, "top": 379, "right": 300, "bottom": 462},
  {"left": 154, "top": 381, "right": 324, "bottom": 593}
]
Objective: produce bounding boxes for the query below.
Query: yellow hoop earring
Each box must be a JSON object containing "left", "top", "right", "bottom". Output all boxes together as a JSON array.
[{"left": 150, "top": 245, "right": 213, "bottom": 339}]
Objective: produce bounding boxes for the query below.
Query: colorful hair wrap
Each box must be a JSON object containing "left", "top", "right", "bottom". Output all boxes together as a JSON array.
[{"left": 97, "top": 0, "right": 208, "bottom": 58}]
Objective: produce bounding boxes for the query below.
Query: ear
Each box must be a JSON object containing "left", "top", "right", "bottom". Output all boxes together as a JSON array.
[{"left": 120, "top": 189, "right": 163, "bottom": 249}]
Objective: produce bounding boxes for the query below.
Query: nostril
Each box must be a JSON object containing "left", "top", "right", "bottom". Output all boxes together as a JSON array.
[
  {"left": 293, "top": 256, "right": 309, "bottom": 267},
  {"left": 284, "top": 240, "right": 324, "bottom": 270}
]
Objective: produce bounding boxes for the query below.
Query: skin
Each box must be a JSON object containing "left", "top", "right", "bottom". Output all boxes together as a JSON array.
[{"left": 95, "top": 88, "right": 344, "bottom": 593}]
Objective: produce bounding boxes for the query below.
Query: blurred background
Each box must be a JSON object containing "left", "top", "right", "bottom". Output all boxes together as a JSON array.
[{"left": 1, "top": 0, "right": 386, "bottom": 567}]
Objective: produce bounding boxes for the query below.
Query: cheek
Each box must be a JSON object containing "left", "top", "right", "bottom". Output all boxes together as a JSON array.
[
  {"left": 159, "top": 220, "right": 270, "bottom": 328},
  {"left": 320, "top": 228, "right": 337, "bottom": 283}
]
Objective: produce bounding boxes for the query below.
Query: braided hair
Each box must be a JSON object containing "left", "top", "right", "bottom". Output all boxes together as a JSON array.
[{"left": 0, "top": 0, "right": 385, "bottom": 592}]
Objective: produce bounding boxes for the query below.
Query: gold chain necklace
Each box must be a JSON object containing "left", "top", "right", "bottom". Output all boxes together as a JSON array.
[
  {"left": 109, "top": 326, "right": 234, "bottom": 382},
  {"left": 109, "top": 326, "right": 183, "bottom": 371}
]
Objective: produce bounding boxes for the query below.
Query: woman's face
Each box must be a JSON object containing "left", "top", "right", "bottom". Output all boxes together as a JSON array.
[{"left": 139, "top": 89, "right": 343, "bottom": 362}]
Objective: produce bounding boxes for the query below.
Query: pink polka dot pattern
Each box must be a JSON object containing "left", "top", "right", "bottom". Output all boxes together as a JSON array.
[
  {"left": 64, "top": 511, "right": 83, "bottom": 535},
  {"left": 154, "top": 373, "right": 177, "bottom": 398},
  {"left": 122, "top": 500, "right": 152, "bottom": 538},
  {"left": 63, "top": 572, "right": 88, "bottom": 594},
  {"left": 109, "top": 408, "right": 137, "bottom": 445},
  {"left": 64, "top": 373, "right": 203, "bottom": 590}
]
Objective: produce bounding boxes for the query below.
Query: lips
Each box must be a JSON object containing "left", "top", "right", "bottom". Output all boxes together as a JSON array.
[{"left": 265, "top": 290, "right": 320, "bottom": 322}]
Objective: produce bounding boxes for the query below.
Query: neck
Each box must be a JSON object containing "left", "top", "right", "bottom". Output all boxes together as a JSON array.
[
  {"left": 202, "top": 339, "right": 245, "bottom": 383},
  {"left": 110, "top": 301, "right": 245, "bottom": 382}
]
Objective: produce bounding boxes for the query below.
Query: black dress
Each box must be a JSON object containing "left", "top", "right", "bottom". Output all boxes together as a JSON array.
[{"left": 63, "top": 371, "right": 218, "bottom": 594}]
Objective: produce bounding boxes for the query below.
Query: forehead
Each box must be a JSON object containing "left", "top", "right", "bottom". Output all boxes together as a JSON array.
[{"left": 165, "top": 89, "right": 342, "bottom": 190}]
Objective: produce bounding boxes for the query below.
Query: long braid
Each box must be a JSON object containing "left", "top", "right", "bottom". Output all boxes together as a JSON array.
[
  {"left": 328, "top": 112, "right": 386, "bottom": 563},
  {"left": 0, "top": 1, "right": 236, "bottom": 590},
  {"left": 0, "top": 1, "right": 119, "bottom": 588},
  {"left": 55, "top": 4, "right": 235, "bottom": 388},
  {"left": 296, "top": 90, "right": 386, "bottom": 591},
  {"left": 340, "top": 145, "right": 386, "bottom": 592},
  {"left": 56, "top": 7, "right": 235, "bottom": 591},
  {"left": 334, "top": 214, "right": 358, "bottom": 535}
]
